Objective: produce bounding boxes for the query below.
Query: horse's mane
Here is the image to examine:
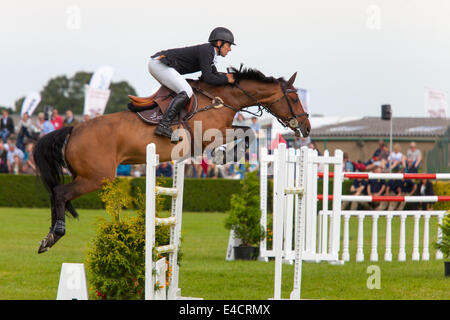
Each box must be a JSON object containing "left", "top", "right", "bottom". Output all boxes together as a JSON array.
[{"left": 228, "top": 65, "right": 285, "bottom": 84}]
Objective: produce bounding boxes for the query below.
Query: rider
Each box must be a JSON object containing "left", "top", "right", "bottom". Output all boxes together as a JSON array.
[{"left": 149, "top": 27, "right": 236, "bottom": 142}]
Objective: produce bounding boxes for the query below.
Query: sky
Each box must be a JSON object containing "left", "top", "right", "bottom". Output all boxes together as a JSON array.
[{"left": 1, "top": 0, "right": 450, "bottom": 118}]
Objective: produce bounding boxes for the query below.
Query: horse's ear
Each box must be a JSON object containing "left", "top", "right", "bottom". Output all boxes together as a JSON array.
[{"left": 287, "top": 72, "right": 297, "bottom": 87}]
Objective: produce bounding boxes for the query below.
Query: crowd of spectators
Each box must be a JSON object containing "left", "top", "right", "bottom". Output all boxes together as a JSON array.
[
  {"left": 342, "top": 139, "right": 433, "bottom": 211},
  {"left": 0, "top": 108, "right": 83, "bottom": 175}
]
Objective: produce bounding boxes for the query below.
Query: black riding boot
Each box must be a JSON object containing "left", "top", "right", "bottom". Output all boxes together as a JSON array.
[{"left": 155, "top": 91, "right": 190, "bottom": 143}]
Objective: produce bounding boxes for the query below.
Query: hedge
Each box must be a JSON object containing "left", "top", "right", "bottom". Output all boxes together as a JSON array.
[
  {"left": 0, "top": 174, "right": 241, "bottom": 212},
  {"left": 0, "top": 174, "right": 448, "bottom": 212}
]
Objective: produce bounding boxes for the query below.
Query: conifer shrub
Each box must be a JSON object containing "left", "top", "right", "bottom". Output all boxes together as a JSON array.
[{"left": 86, "top": 178, "right": 176, "bottom": 299}]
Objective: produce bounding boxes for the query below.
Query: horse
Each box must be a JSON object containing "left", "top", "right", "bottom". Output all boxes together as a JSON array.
[{"left": 34, "top": 67, "right": 311, "bottom": 253}]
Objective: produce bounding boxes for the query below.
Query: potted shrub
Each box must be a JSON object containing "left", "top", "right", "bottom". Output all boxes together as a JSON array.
[
  {"left": 434, "top": 212, "right": 450, "bottom": 277},
  {"left": 224, "top": 168, "right": 265, "bottom": 260}
]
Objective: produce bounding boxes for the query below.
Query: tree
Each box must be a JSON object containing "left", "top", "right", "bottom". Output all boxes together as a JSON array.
[
  {"left": 39, "top": 75, "right": 71, "bottom": 113},
  {"left": 14, "top": 71, "right": 138, "bottom": 115},
  {"left": 105, "top": 81, "right": 137, "bottom": 114}
]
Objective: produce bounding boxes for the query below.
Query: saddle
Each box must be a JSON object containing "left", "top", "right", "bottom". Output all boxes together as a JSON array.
[{"left": 127, "top": 85, "right": 197, "bottom": 125}]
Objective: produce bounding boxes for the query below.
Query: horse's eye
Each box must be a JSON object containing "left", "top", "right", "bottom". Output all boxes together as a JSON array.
[{"left": 292, "top": 98, "right": 298, "bottom": 103}]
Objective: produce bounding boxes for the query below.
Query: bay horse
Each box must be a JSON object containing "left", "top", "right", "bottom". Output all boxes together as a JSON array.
[{"left": 34, "top": 67, "right": 311, "bottom": 253}]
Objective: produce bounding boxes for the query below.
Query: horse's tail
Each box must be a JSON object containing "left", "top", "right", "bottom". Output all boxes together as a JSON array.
[{"left": 33, "top": 126, "right": 78, "bottom": 218}]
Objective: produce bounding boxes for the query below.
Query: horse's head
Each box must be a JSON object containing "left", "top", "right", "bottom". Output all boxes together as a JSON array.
[
  {"left": 266, "top": 72, "right": 311, "bottom": 137},
  {"left": 231, "top": 67, "right": 311, "bottom": 137}
]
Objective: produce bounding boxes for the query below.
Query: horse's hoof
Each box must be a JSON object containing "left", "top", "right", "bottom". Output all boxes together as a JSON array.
[{"left": 37, "top": 229, "right": 62, "bottom": 254}]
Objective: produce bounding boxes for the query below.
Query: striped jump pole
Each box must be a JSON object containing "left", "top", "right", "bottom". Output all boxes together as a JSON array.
[
  {"left": 318, "top": 172, "right": 450, "bottom": 180},
  {"left": 318, "top": 195, "right": 450, "bottom": 202},
  {"left": 145, "top": 143, "right": 186, "bottom": 300}
]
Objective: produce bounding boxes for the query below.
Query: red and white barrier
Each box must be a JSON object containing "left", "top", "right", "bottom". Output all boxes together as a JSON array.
[
  {"left": 318, "top": 195, "right": 450, "bottom": 202},
  {"left": 318, "top": 172, "right": 450, "bottom": 180}
]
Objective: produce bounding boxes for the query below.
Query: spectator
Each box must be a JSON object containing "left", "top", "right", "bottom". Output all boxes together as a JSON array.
[
  {"left": 207, "top": 163, "right": 224, "bottom": 178},
  {"left": 403, "top": 142, "right": 422, "bottom": 171},
  {"left": 308, "top": 141, "right": 322, "bottom": 156},
  {"left": 249, "top": 117, "right": 260, "bottom": 155},
  {"left": 367, "top": 140, "right": 385, "bottom": 162},
  {"left": 292, "top": 136, "right": 311, "bottom": 149},
  {"left": 367, "top": 143, "right": 389, "bottom": 171},
  {"left": 6, "top": 140, "right": 24, "bottom": 173},
  {"left": 156, "top": 162, "right": 173, "bottom": 177},
  {"left": 386, "top": 143, "right": 403, "bottom": 171},
  {"left": 41, "top": 112, "right": 55, "bottom": 137},
  {"left": 184, "top": 159, "right": 198, "bottom": 178},
  {"left": 343, "top": 152, "right": 355, "bottom": 172},
  {"left": 248, "top": 153, "right": 259, "bottom": 172},
  {"left": 233, "top": 112, "right": 246, "bottom": 126},
  {"left": 270, "top": 133, "right": 286, "bottom": 151},
  {"left": 22, "top": 142, "right": 36, "bottom": 174},
  {"left": 116, "top": 164, "right": 131, "bottom": 176},
  {"left": 404, "top": 157, "right": 418, "bottom": 173},
  {"left": 0, "top": 109, "right": 15, "bottom": 143},
  {"left": 396, "top": 179, "right": 417, "bottom": 210},
  {"left": 63, "top": 110, "right": 79, "bottom": 127},
  {"left": 0, "top": 142, "right": 8, "bottom": 173},
  {"left": 377, "top": 167, "right": 402, "bottom": 211},
  {"left": 342, "top": 178, "right": 368, "bottom": 210},
  {"left": 51, "top": 109, "right": 64, "bottom": 130},
  {"left": 16, "top": 112, "right": 35, "bottom": 152},
  {"left": 83, "top": 114, "right": 91, "bottom": 122},
  {"left": 131, "top": 164, "right": 144, "bottom": 177},
  {"left": 411, "top": 179, "right": 434, "bottom": 210},
  {"left": 35, "top": 112, "right": 45, "bottom": 136},
  {"left": 366, "top": 166, "right": 386, "bottom": 209},
  {"left": 11, "top": 155, "right": 23, "bottom": 175}
]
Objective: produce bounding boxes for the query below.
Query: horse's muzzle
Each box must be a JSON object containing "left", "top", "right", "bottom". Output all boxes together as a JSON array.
[{"left": 290, "top": 119, "right": 311, "bottom": 138}]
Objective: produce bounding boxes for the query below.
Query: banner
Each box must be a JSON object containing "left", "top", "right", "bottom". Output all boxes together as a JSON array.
[
  {"left": 21, "top": 92, "right": 41, "bottom": 117},
  {"left": 89, "top": 66, "right": 114, "bottom": 90},
  {"left": 83, "top": 66, "right": 115, "bottom": 116},
  {"left": 83, "top": 85, "right": 111, "bottom": 117},
  {"left": 425, "top": 87, "right": 447, "bottom": 118}
]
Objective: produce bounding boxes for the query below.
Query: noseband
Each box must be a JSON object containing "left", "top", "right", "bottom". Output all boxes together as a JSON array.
[{"left": 234, "top": 82, "right": 309, "bottom": 137}]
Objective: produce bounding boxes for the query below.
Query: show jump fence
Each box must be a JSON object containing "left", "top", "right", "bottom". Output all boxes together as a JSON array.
[
  {"left": 145, "top": 143, "right": 187, "bottom": 300},
  {"left": 260, "top": 144, "right": 448, "bottom": 265}
]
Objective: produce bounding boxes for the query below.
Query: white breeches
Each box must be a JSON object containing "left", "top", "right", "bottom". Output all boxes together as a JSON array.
[{"left": 148, "top": 57, "right": 193, "bottom": 98}]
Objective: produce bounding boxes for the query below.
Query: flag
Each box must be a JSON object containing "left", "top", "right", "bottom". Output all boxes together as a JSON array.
[
  {"left": 425, "top": 87, "right": 447, "bottom": 118},
  {"left": 83, "top": 85, "right": 111, "bottom": 117},
  {"left": 21, "top": 92, "right": 41, "bottom": 117},
  {"left": 83, "top": 66, "right": 114, "bottom": 116}
]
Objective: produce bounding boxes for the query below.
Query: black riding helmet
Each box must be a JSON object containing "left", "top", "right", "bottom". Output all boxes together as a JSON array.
[{"left": 209, "top": 27, "right": 236, "bottom": 53}]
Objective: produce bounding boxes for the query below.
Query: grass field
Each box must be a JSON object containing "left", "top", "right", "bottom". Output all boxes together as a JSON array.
[{"left": 0, "top": 207, "right": 448, "bottom": 300}]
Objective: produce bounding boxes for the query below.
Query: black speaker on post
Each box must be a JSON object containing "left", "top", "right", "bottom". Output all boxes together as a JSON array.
[{"left": 381, "top": 104, "right": 392, "bottom": 120}]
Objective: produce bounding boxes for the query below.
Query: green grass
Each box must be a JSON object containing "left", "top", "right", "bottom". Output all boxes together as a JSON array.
[{"left": 0, "top": 207, "right": 449, "bottom": 300}]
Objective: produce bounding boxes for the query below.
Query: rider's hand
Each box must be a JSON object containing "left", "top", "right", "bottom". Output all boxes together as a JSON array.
[{"left": 226, "top": 73, "right": 235, "bottom": 84}]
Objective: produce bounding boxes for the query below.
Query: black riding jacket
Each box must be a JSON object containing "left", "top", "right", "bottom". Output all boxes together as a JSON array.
[{"left": 152, "top": 43, "right": 228, "bottom": 86}]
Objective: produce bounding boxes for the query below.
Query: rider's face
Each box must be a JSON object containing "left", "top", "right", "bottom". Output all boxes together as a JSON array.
[{"left": 219, "top": 41, "right": 232, "bottom": 57}]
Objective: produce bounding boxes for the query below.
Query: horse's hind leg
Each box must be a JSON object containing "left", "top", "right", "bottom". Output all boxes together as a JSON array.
[{"left": 38, "top": 177, "right": 105, "bottom": 254}]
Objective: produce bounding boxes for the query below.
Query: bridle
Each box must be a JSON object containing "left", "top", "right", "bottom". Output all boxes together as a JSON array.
[
  {"left": 192, "top": 77, "right": 310, "bottom": 137},
  {"left": 233, "top": 81, "right": 309, "bottom": 137}
]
